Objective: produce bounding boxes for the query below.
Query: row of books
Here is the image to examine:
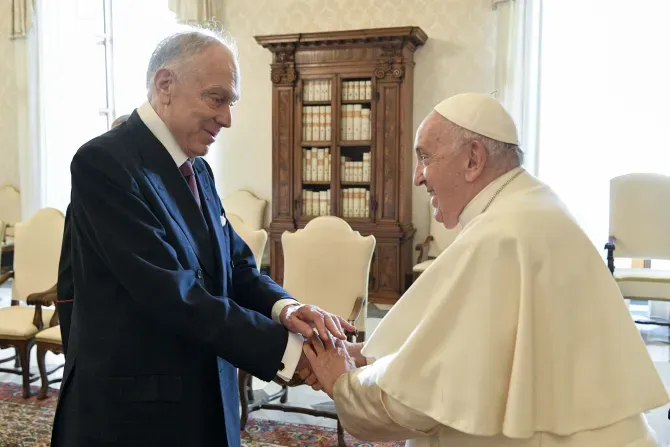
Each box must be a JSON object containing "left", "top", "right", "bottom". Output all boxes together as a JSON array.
[
  {"left": 302, "top": 106, "right": 332, "bottom": 142},
  {"left": 302, "top": 190, "right": 331, "bottom": 216},
  {"left": 341, "top": 105, "right": 371, "bottom": 141},
  {"left": 303, "top": 148, "right": 332, "bottom": 182},
  {"left": 302, "top": 149, "right": 372, "bottom": 183},
  {"left": 342, "top": 188, "right": 370, "bottom": 218},
  {"left": 342, "top": 80, "right": 372, "bottom": 101},
  {"left": 300, "top": 188, "right": 371, "bottom": 219},
  {"left": 342, "top": 153, "right": 371, "bottom": 182},
  {"left": 304, "top": 80, "right": 331, "bottom": 102},
  {"left": 302, "top": 105, "right": 372, "bottom": 142}
]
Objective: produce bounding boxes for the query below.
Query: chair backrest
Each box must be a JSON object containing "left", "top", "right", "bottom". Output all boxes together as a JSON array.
[
  {"left": 609, "top": 173, "right": 670, "bottom": 259},
  {"left": 281, "top": 216, "right": 375, "bottom": 332},
  {"left": 0, "top": 184, "right": 21, "bottom": 227},
  {"left": 227, "top": 213, "right": 268, "bottom": 269},
  {"left": 12, "top": 208, "right": 65, "bottom": 301},
  {"left": 222, "top": 190, "right": 267, "bottom": 230},
  {"left": 427, "top": 203, "right": 461, "bottom": 258}
]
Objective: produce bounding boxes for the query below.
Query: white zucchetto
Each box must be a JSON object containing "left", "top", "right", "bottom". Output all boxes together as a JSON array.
[{"left": 434, "top": 93, "right": 519, "bottom": 145}]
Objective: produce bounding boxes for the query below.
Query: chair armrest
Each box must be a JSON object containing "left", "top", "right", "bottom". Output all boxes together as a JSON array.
[
  {"left": 604, "top": 236, "right": 616, "bottom": 274},
  {"left": 0, "top": 270, "right": 13, "bottom": 286},
  {"left": 414, "top": 235, "right": 434, "bottom": 264},
  {"left": 26, "top": 284, "right": 58, "bottom": 307},
  {"left": 26, "top": 284, "right": 58, "bottom": 331},
  {"left": 348, "top": 296, "right": 366, "bottom": 325}
]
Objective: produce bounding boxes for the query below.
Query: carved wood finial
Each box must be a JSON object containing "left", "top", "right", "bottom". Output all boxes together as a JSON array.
[{"left": 375, "top": 43, "right": 405, "bottom": 81}]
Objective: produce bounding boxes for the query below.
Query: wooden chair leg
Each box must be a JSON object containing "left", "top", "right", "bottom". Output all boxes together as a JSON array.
[
  {"left": 337, "top": 419, "right": 346, "bottom": 447},
  {"left": 36, "top": 344, "right": 49, "bottom": 400},
  {"left": 280, "top": 384, "right": 288, "bottom": 403},
  {"left": 238, "top": 370, "right": 250, "bottom": 430},
  {"left": 16, "top": 342, "right": 31, "bottom": 399},
  {"left": 14, "top": 347, "right": 20, "bottom": 368}
]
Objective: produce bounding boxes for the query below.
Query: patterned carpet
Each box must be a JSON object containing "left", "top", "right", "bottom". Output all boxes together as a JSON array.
[{"left": 0, "top": 382, "right": 405, "bottom": 447}]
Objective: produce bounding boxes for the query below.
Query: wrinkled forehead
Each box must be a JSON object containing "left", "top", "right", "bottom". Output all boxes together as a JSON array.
[
  {"left": 415, "top": 112, "right": 453, "bottom": 154},
  {"left": 190, "top": 45, "right": 240, "bottom": 97}
]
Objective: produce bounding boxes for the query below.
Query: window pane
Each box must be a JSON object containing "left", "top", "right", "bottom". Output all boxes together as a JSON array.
[
  {"left": 95, "top": 0, "right": 106, "bottom": 36},
  {"left": 97, "top": 114, "right": 110, "bottom": 136}
]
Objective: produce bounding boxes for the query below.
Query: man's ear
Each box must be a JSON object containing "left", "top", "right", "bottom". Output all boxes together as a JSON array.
[
  {"left": 152, "top": 68, "right": 174, "bottom": 105},
  {"left": 464, "top": 140, "right": 487, "bottom": 182}
]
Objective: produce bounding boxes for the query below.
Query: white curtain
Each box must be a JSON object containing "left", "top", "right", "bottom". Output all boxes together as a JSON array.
[
  {"left": 493, "top": 0, "right": 543, "bottom": 175},
  {"left": 168, "top": 0, "right": 215, "bottom": 24},
  {"left": 538, "top": 0, "right": 670, "bottom": 320}
]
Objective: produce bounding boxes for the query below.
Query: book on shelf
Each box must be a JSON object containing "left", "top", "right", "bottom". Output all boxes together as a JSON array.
[
  {"left": 342, "top": 80, "right": 372, "bottom": 101},
  {"left": 304, "top": 80, "right": 331, "bottom": 102},
  {"left": 302, "top": 106, "right": 332, "bottom": 142},
  {"left": 341, "top": 188, "right": 370, "bottom": 219},
  {"left": 340, "top": 152, "right": 371, "bottom": 182},
  {"left": 302, "top": 189, "right": 331, "bottom": 217},
  {"left": 341, "top": 105, "right": 371, "bottom": 141},
  {"left": 303, "top": 148, "right": 331, "bottom": 182}
]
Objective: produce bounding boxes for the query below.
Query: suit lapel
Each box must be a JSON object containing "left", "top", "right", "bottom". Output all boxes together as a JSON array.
[
  {"left": 194, "top": 159, "right": 227, "bottom": 287},
  {"left": 131, "top": 116, "right": 216, "bottom": 276}
]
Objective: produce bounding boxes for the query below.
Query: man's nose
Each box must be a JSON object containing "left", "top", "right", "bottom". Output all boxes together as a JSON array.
[
  {"left": 414, "top": 164, "right": 425, "bottom": 187},
  {"left": 216, "top": 105, "right": 232, "bottom": 128}
]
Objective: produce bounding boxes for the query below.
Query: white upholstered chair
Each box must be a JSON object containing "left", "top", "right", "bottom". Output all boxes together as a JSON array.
[
  {"left": 605, "top": 173, "right": 670, "bottom": 326},
  {"left": 413, "top": 203, "right": 461, "bottom": 280},
  {"left": 222, "top": 190, "right": 267, "bottom": 230},
  {"left": 0, "top": 207, "right": 64, "bottom": 397},
  {"left": 227, "top": 214, "right": 268, "bottom": 269},
  {"left": 238, "top": 216, "right": 375, "bottom": 447}
]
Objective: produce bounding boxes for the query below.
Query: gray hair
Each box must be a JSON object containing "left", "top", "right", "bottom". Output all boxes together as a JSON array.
[
  {"left": 146, "top": 25, "right": 238, "bottom": 93},
  {"left": 446, "top": 120, "right": 524, "bottom": 168}
]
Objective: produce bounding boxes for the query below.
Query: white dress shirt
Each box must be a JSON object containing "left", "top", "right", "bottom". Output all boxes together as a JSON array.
[{"left": 136, "top": 101, "right": 303, "bottom": 381}]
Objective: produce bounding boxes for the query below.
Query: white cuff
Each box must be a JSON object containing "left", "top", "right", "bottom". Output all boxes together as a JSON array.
[
  {"left": 271, "top": 298, "right": 299, "bottom": 323},
  {"left": 276, "top": 332, "right": 304, "bottom": 381}
]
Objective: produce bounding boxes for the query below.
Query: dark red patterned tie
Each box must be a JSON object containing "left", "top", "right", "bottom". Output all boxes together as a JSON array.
[{"left": 179, "top": 160, "right": 201, "bottom": 209}]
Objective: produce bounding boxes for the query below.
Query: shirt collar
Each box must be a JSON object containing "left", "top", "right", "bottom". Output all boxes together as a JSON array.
[
  {"left": 458, "top": 167, "right": 525, "bottom": 227},
  {"left": 136, "top": 101, "right": 189, "bottom": 168}
]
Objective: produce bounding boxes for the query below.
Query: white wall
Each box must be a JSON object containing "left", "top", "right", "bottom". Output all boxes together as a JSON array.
[
  {"left": 0, "top": 2, "right": 21, "bottom": 189},
  {"left": 213, "top": 0, "right": 497, "bottom": 254}
]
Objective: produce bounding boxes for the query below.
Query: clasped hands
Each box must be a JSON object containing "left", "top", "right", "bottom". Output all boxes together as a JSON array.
[{"left": 278, "top": 303, "right": 364, "bottom": 398}]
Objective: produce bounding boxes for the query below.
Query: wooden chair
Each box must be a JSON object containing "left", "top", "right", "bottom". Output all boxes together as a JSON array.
[
  {"left": 24, "top": 284, "right": 63, "bottom": 399},
  {"left": 605, "top": 173, "right": 670, "bottom": 326},
  {"left": 0, "top": 185, "right": 20, "bottom": 274},
  {"left": 238, "top": 216, "right": 375, "bottom": 447},
  {"left": 0, "top": 208, "right": 64, "bottom": 398},
  {"left": 413, "top": 203, "right": 461, "bottom": 281},
  {"left": 227, "top": 213, "right": 268, "bottom": 268}
]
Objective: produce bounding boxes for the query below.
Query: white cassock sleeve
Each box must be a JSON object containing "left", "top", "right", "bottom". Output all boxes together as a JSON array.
[{"left": 333, "top": 362, "right": 441, "bottom": 442}]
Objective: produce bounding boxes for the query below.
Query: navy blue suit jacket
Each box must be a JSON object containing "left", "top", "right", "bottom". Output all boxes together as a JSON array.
[{"left": 51, "top": 111, "right": 292, "bottom": 447}]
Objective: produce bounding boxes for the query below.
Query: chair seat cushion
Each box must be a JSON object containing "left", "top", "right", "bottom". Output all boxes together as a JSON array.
[
  {"left": 0, "top": 307, "right": 55, "bottom": 340},
  {"left": 413, "top": 259, "right": 434, "bottom": 273},
  {"left": 35, "top": 325, "right": 62, "bottom": 344},
  {"left": 615, "top": 268, "right": 670, "bottom": 301}
]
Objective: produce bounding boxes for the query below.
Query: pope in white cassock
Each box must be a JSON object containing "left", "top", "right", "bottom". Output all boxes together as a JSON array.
[{"left": 299, "top": 93, "right": 670, "bottom": 447}]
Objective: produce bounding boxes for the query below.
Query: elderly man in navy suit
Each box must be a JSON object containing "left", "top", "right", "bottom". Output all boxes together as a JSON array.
[{"left": 51, "top": 27, "right": 353, "bottom": 447}]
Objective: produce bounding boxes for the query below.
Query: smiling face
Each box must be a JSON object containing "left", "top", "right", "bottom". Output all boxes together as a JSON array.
[
  {"left": 413, "top": 112, "right": 489, "bottom": 229},
  {"left": 151, "top": 44, "right": 239, "bottom": 158}
]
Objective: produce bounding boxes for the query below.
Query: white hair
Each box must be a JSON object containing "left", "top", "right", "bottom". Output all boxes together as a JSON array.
[
  {"left": 146, "top": 24, "right": 239, "bottom": 94},
  {"left": 446, "top": 120, "right": 524, "bottom": 168}
]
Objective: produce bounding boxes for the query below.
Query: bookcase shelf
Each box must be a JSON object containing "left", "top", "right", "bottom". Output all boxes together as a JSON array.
[
  {"left": 256, "top": 27, "right": 427, "bottom": 304},
  {"left": 339, "top": 141, "right": 371, "bottom": 147}
]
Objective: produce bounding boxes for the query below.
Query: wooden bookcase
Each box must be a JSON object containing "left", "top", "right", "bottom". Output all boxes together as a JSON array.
[{"left": 255, "top": 27, "right": 427, "bottom": 304}]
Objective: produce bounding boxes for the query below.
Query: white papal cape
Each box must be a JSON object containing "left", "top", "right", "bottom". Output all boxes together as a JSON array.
[{"left": 334, "top": 168, "right": 669, "bottom": 446}]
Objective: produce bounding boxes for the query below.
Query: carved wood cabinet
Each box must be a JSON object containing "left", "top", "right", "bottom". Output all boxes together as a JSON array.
[{"left": 255, "top": 27, "right": 427, "bottom": 304}]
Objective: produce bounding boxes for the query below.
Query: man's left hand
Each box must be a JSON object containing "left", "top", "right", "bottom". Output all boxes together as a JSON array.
[{"left": 280, "top": 303, "right": 355, "bottom": 341}]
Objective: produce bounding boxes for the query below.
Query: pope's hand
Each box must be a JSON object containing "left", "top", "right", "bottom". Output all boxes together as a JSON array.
[
  {"left": 280, "top": 303, "right": 355, "bottom": 341},
  {"left": 302, "top": 334, "right": 356, "bottom": 398}
]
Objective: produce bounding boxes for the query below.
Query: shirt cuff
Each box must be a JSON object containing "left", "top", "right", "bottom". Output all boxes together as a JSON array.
[
  {"left": 276, "top": 332, "right": 304, "bottom": 381},
  {"left": 271, "top": 298, "right": 299, "bottom": 323}
]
